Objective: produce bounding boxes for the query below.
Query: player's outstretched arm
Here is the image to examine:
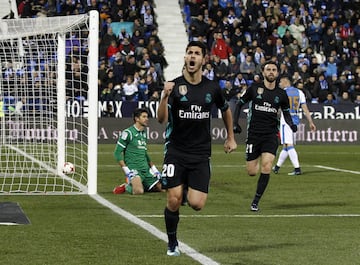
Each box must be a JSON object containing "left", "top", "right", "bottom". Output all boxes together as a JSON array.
[
  {"left": 222, "top": 108, "right": 237, "bottom": 153},
  {"left": 301, "top": 104, "right": 316, "bottom": 131},
  {"left": 157, "top": 82, "right": 174, "bottom": 124}
]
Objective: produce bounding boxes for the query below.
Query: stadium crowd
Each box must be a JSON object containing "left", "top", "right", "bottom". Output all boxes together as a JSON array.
[{"left": 3, "top": 0, "right": 360, "bottom": 112}]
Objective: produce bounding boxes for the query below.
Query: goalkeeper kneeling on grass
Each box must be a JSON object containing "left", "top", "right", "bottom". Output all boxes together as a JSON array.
[{"left": 113, "top": 107, "right": 163, "bottom": 195}]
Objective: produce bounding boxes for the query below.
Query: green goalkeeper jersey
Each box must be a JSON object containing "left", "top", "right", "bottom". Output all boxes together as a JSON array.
[{"left": 114, "top": 125, "right": 151, "bottom": 173}]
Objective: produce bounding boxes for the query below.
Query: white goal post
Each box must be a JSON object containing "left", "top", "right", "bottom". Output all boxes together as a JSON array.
[{"left": 0, "top": 11, "right": 98, "bottom": 194}]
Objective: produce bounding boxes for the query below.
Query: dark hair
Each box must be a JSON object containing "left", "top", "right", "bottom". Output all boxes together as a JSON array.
[
  {"left": 132, "top": 107, "right": 149, "bottom": 121},
  {"left": 186, "top": 41, "right": 207, "bottom": 57},
  {"left": 261, "top": 60, "right": 279, "bottom": 71}
]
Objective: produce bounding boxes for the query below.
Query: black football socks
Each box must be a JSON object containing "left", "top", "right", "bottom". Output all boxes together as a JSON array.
[
  {"left": 252, "top": 173, "right": 270, "bottom": 205},
  {"left": 164, "top": 207, "right": 179, "bottom": 248}
]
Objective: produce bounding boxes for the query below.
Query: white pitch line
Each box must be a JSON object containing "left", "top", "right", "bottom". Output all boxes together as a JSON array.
[
  {"left": 137, "top": 214, "right": 360, "bottom": 218},
  {"left": 90, "top": 194, "right": 220, "bottom": 265},
  {"left": 315, "top": 165, "right": 360, "bottom": 175}
]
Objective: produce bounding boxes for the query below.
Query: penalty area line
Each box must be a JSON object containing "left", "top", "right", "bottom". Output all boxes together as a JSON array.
[
  {"left": 314, "top": 165, "right": 360, "bottom": 175},
  {"left": 90, "top": 194, "right": 220, "bottom": 265}
]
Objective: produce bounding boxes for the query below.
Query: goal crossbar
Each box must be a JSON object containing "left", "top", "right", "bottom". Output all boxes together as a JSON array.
[{"left": 0, "top": 11, "right": 98, "bottom": 195}]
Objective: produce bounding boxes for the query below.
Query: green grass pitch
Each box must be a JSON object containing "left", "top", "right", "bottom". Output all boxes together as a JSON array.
[{"left": 1, "top": 144, "right": 359, "bottom": 265}]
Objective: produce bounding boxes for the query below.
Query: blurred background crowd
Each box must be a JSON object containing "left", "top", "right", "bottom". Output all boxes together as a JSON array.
[{"left": 3, "top": 0, "right": 360, "bottom": 112}]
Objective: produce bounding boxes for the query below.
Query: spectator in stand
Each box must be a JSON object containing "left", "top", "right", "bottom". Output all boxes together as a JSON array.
[
  {"left": 131, "top": 30, "right": 143, "bottom": 47},
  {"left": 147, "top": 74, "right": 160, "bottom": 101},
  {"left": 209, "top": 0, "right": 225, "bottom": 24},
  {"left": 349, "top": 56, "right": 360, "bottom": 75},
  {"left": 137, "top": 75, "right": 149, "bottom": 101},
  {"left": 126, "top": 0, "right": 140, "bottom": 22},
  {"left": 226, "top": 55, "right": 240, "bottom": 82},
  {"left": 339, "top": 23, "right": 354, "bottom": 41},
  {"left": 123, "top": 55, "right": 137, "bottom": 77},
  {"left": 281, "top": 29, "right": 295, "bottom": 47},
  {"left": 112, "top": 58, "right": 125, "bottom": 85},
  {"left": 231, "top": 27, "right": 246, "bottom": 48},
  {"left": 112, "top": 8, "right": 126, "bottom": 22},
  {"left": 273, "top": 38, "right": 284, "bottom": 58},
  {"left": 277, "top": 20, "right": 289, "bottom": 39},
  {"left": 140, "top": 0, "right": 152, "bottom": 17},
  {"left": 203, "top": 63, "right": 215, "bottom": 81},
  {"left": 142, "top": 7, "right": 156, "bottom": 33},
  {"left": 305, "top": 75, "right": 318, "bottom": 102},
  {"left": 119, "top": 37, "right": 135, "bottom": 56},
  {"left": 295, "top": 80, "right": 312, "bottom": 102},
  {"left": 353, "top": 18, "right": 360, "bottom": 43},
  {"left": 354, "top": 94, "right": 360, "bottom": 105},
  {"left": 147, "top": 65, "right": 158, "bottom": 85},
  {"left": 118, "top": 28, "right": 131, "bottom": 42},
  {"left": 350, "top": 42, "right": 359, "bottom": 59},
  {"left": 189, "top": 13, "right": 209, "bottom": 41},
  {"left": 234, "top": 72, "right": 247, "bottom": 89},
  {"left": 187, "top": 0, "right": 202, "bottom": 20},
  {"left": 307, "top": 16, "right": 323, "bottom": 52},
  {"left": 122, "top": 75, "right": 138, "bottom": 101},
  {"left": 222, "top": 80, "right": 240, "bottom": 114},
  {"left": 338, "top": 40, "right": 352, "bottom": 64},
  {"left": 240, "top": 54, "right": 256, "bottom": 81},
  {"left": 134, "top": 37, "right": 146, "bottom": 60},
  {"left": 236, "top": 46, "right": 247, "bottom": 64},
  {"left": 261, "top": 37, "right": 274, "bottom": 60},
  {"left": 231, "top": 39, "right": 244, "bottom": 62},
  {"left": 211, "top": 31, "right": 233, "bottom": 66},
  {"left": 323, "top": 93, "right": 338, "bottom": 105},
  {"left": 338, "top": 91, "right": 353, "bottom": 104},
  {"left": 100, "top": 26, "right": 117, "bottom": 60},
  {"left": 107, "top": 40, "right": 120, "bottom": 65},
  {"left": 316, "top": 73, "right": 330, "bottom": 103},
  {"left": 279, "top": 60, "right": 291, "bottom": 79},
  {"left": 98, "top": 60, "right": 108, "bottom": 90},
  {"left": 324, "top": 56, "right": 338, "bottom": 78},
  {"left": 254, "top": 56, "right": 266, "bottom": 76},
  {"left": 237, "top": 9, "right": 251, "bottom": 37},
  {"left": 137, "top": 52, "right": 152, "bottom": 75},
  {"left": 299, "top": 9, "right": 312, "bottom": 29},
  {"left": 270, "top": 1, "right": 282, "bottom": 21},
  {"left": 276, "top": 46, "right": 287, "bottom": 64},
  {"left": 288, "top": 17, "right": 306, "bottom": 45},
  {"left": 328, "top": 73, "right": 339, "bottom": 94},
  {"left": 100, "top": 80, "right": 115, "bottom": 102},
  {"left": 253, "top": 46, "right": 265, "bottom": 66},
  {"left": 133, "top": 17, "right": 146, "bottom": 36},
  {"left": 336, "top": 72, "right": 353, "bottom": 99},
  {"left": 286, "top": 38, "right": 300, "bottom": 58},
  {"left": 212, "top": 55, "right": 228, "bottom": 81},
  {"left": 322, "top": 27, "right": 337, "bottom": 57}
]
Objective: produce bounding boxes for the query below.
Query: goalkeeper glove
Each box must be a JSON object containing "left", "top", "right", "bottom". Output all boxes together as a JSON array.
[
  {"left": 150, "top": 165, "right": 162, "bottom": 180},
  {"left": 291, "top": 124, "right": 298, "bottom": 133},
  {"left": 122, "top": 166, "right": 137, "bottom": 182},
  {"left": 233, "top": 123, "right": 242, "bottom": 134}
]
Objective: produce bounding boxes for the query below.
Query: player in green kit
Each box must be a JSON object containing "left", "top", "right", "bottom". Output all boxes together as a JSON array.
[{"left": 113, "top": 107, "right": 162, "bottom": 195}]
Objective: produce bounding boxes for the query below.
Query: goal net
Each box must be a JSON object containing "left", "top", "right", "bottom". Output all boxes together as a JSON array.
[{"left": 0, "top": 11, "right": 98, "bottom": 194}]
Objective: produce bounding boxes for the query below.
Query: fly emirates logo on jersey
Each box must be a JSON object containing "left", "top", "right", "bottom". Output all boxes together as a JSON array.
[
  {"left": 179, "top": 105, "right": 210, "bottom": 119},
  {"left": 254, "top": 102, "right": 278, "bottom": 113}
]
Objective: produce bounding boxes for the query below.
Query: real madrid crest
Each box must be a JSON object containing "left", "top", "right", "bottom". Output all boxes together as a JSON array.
[
  {"left": 257, "top": 87, "right": 264, "bottom": 95},
  {"left": 179, "top": 85, "right": 188, "bottom": 96}
]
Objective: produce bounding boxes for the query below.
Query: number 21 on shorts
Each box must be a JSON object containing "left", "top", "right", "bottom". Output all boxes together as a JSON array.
[{"left": 246, "top": 144, "right": 253, "bottom": 154}]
